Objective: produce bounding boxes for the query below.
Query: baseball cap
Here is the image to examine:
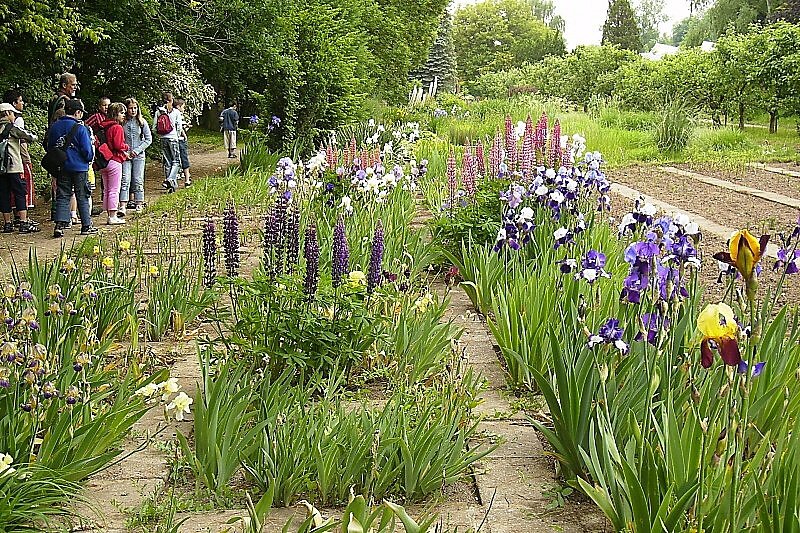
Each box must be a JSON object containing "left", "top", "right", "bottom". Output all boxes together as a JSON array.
[
  {"left": 64, "top": 98, "right": 86, "bottom": 114},
  {"left": 0, "top": 103, "right": 21, "bottom": 115}
]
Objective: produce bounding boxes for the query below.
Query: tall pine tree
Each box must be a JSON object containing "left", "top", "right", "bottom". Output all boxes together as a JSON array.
[
  {"left": 602, "top": 0, "right": 642, "bottom": 52},
  {"left": 410, "top": 13, "right": 456, "bottom": 94}
]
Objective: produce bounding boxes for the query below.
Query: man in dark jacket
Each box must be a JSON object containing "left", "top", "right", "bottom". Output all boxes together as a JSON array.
[{"left": 47, "top": 98, "right": 96, "bottom": 237}]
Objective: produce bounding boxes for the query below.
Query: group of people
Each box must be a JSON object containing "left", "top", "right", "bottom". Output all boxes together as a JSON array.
[{"left": 0, "top": 72, "right": 194, "bottom": 237}]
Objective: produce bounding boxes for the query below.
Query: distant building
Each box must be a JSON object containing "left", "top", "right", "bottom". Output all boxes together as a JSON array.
[{"left": 641, "top": 40, "right": 716, "bottom": 60}]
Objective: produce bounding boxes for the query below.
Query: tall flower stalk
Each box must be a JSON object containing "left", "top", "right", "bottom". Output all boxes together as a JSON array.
[
  {"left": 367, "top": 220, "right": 384, "bottom": 295},
  {"left": 332, "top": 216, "right": 350, "bottom": 288},
  {"left": 285, "top": 206, "right": 300, "bottom": 274},
  {"left": 202, "top": 217, "right": 217, "bottom": 288},
  {"left": 303, "top": 221, "right": 319, "bottom": 300},
  {"left": 223, "top": 204, "right": 240, "bottom": 277},
  {"left": 446, "top": 150, "right": 457, "bottom": 216}
]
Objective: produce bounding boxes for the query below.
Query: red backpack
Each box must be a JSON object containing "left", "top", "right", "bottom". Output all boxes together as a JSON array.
[{"left": 156, "top": 111, "right": 173, "bottom": 136}]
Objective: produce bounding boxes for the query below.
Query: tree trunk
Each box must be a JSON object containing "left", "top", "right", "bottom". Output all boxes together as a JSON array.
[
  {"left": 738, "top": 101, "right": 745, "bottom": 130},
  {"left": 769, "top": 111, "right": 779, "bottom": 134},
  {"left": 724, "top": 111, "right": 728, "bottom": 126}
]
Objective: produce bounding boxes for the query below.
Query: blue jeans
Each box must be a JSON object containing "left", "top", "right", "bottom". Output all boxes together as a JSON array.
[
  {"left": 161, "top": 138, "right": 180, "bottom": 189},
  {"left": 122, "top": 157, "right": 146, "bottom": 203},
  {"left": 56, "top": 171, "right": 91, "bottom": 227}
]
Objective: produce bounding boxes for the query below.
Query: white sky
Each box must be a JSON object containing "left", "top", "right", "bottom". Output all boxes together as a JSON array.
[{"left": 452, "top": 0, "right": 692, "bottom": 50}]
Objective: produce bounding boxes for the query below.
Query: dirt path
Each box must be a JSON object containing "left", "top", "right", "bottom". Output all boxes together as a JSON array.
[{"left": 0, "top": 149, "right": 234, "bottom": 275}]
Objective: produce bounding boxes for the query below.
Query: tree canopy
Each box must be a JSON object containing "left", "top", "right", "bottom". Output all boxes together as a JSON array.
[
  {"left": 452, "top": 0, "right": 565, "bottom": 93},
  {"left": 602, "top": 0, "right": 643, "bottom": 52}
]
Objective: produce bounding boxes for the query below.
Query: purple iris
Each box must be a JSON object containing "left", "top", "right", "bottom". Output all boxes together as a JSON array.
[
  {"left": 774, "top": 248, "right": 800, "bottom": 274},
  {"left": 588, "top": 318, "right": 629, "bottom": 354},
  {"left": 636, "top": 313, "right": 670, "bottom": 346},
  {"left": 737, "top": 360, "right": 766, "bottom": 377},
  {"left": 553, "top": 227, "right": 573, "bottom": 249},
  {"left": 576, "top": 250, "right": 611, "bottom": 283}
]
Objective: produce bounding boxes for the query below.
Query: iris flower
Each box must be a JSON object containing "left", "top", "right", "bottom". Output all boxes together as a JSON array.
[
  {"left": 697, "top": 302, "right": 741, "bottom": 368},
  {"left": 714, "top": 230, "right": 769, "bottom": 299}
]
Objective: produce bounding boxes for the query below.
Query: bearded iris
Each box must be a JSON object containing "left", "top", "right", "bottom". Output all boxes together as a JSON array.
[
  {"left": 697, "top": 302, "right": 741, "bottom": 368},
  {"left": 714, "top": 230, "right": 769, "bottom": 301},
  {"left": 588, "top": 318, "right": 629, "bottom": 354}
]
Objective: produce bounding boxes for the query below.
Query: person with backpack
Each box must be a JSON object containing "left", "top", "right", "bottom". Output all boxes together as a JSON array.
[
  {"left": 47, "top": 98, "right": 96, "bottom": 238},
  {"left": 153, "top": 92, "right": 182, "bottom": 193},
  {"left": 174, "top": 98, "right": 192, "bottom": 187},
  {"left": 2, "top": 90, "right": 35, "bottom": 221},
  {"left": 47, "top": 73, "right": 79, "bottom": 223},
  {"left": 0, "top": 103, "right": 39, "bottom": 233},
  {"left": 121, "top": 97, "right": 151, "bottom": 214},
  {"left": 84, "top": 97, "right": 111, "bottom": 218},
  {"left": 219, "top": 102, "right": 239, "bottom": 158},
  {"left": 96, "top": 102, "right": 129, "bottom": 225}
]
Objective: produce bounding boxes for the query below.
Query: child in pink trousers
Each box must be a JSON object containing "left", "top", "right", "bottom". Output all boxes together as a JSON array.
[{"left": 98, "top": 102, "right": 130, "bottom": 224}]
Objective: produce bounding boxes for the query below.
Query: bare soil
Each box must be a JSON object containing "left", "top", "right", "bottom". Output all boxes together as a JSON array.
[{"left": 677, "top": 162, "right": 800, "bottom": 206}]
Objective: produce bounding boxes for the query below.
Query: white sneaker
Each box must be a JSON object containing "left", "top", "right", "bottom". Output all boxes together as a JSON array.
[
  {"left": 117, "top": 207, "right": 126, "bottom": 218},
  {"left": 107, "top": 216, "right": 126, "bottom": 225},
  {"left": 135, "top": 204, "right": 144, "bottom": 214}
]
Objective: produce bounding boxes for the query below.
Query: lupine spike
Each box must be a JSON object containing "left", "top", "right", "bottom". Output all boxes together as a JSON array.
[
  {"left": 273, "top": 196, "right": 288, "bottom": 276},
  {"left": 325, "top": 144, "right": 336, "bottom": 169},
  {"left": 522, "top": 115, "right": 534, "bottom": 176},
  {"left": 285, "top": 207, "right": 300, "bottom": 274},
  {"left": 534, "top": 112, "right": 548, "bottom": 165},
  {"left": 475, "top": 140, "right": 486, "bottom": 178},
  {"left": 490, "top": 132, "right": 502, "bottom": 179},
  {"left": 303, "top": 221, "right": 320, "bottom": 299},
  {"left": 563, "top": 139, "right": 573, "bottom": 170},
  {"left": 549, "top": 119, "right": 562, "bottom": 170},
  {"left": 462, "top": 141, "right": 476, "bottom": 197},
  {"left": 504, "top": 115, "right": 515, "bottom": 171},
  {"left": 332, "top": 216, "right": 350, "bottom": 288},
  {"left": 367, "top": 220, "right": 384, "bottom": 295},
  {"left": 223, "top": 204, "right": 240, "bottom": 277},
  {"left": 202, "top": 217, "right": 217, "bottom": 288},
  {"left": 447, "top": 150, "right": 458, "bottom": 214}
]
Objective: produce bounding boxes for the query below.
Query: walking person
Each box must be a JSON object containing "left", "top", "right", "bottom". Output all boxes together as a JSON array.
[
  {"left": 47, "top": 99, "right": 95, "bottom": 238},
  {"left": 3, "top": 90, "right": 36, "bottom": 222},
  {"left": 97, "top": 102, "right": 129, "bottom": 224},
  {"left": 219, "top": 102, "right": 239, "bottom": 158},
  {"left": 121, "top": 97, "right": 151, "bottom": 214},
  {"left": 0, "top": 103, "right": 39, "bottom": 233},
  {"left": 153, "top": 92, "right": 182, "bottom": 193},
  {"left": 174, "top": 98, "right": 192, "bottom": 187}
]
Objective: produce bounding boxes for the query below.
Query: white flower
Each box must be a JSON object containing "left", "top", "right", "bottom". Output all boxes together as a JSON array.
[
  {"left": 535, "top": 184, "right": 548, "bottom": 196},
  {"left": 159, "top": 377, "right": 181, "bottom": 401},
  {"left": 493, "top": 39, "right": 502, "bottom": 46},
  {"left": 167, "top": 392, "right": 193, "bottom": 421},
  {"left": 0, "top": 453, "right": 14, "bottom": 478},
  {"left": 545, "top": 168, "right": 556, "bottom": 180},
  {"left": 307, "top": 151, "right": 326, "bottom": 173},
  {"left": 368, "top": 119, "right": 375, "bottom": 127},
  {"left": 339, "top": 195, "right": 353, "bottom": 214},
  {"left": 684, "top": 222, "right": 700, "bottom": 235},
  {"left": 519, "top": 207, "right": 534, "bottom": 221},
  {"left": 640, "top": 203, "right": 657, "bottom": 216},
  {"left": 514, "top": 121, "right": 525, "bottom": 139},
  {"left": 549, "top": 190, "right": 565, "bottom": 204},
  {"left": 135, "top": 383, "right": 160, "bottom": 397},
  {"left": 553, "top": 227, "right": 569, "bottom": 240}
]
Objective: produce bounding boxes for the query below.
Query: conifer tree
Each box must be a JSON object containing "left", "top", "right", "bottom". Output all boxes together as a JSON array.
[
  {"left": 602, "top": 0, "right": 642, "bottom": 52},
  {"left": 411, "top": 14, "right": 457, "bottom": 94}
]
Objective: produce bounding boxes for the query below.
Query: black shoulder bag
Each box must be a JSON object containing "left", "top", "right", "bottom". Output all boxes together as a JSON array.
[{"left": 41, "top": 123, "right": 81, "bottom": 176}]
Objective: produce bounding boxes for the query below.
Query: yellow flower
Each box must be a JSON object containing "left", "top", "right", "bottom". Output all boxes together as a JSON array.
[
  {"left": 348, "top": 270, "right": 366, "bottom": 288},
  {"left": 62, "top": 258, "right": 77, "bottom": 273},
  {"left": 92, "top": 246, "right": 101, "bottom": 257},
  {"left": 321, "top": 307, "right": 335, "bottom": 320},
  {"left": 118, "top": 240, "right": 131, "bottom": 252},
  {"left": 3, "top": 285, "right": 14, "bottom": 299},
  {"left": 713, "top": 230, "right": 769, "bottom": 300},
  {"left": 101, "top": 257, "right": 114, "bottom": 270},
  {"left": 159, "top": 377, "right": 181, "bottom": 401},
  {"left": 697, "top": 303, "right": 741, "bottom": 368},
  {"left": 47, "top": 284, "right": 61, "bottom": 298},
  {"left": 413, "top": 293, "right": 434, "bottom": 313},
  {"left": 148, "top": 265, "right": 160, "bottom": 277},
  {"left": 21, "top": 308, "right": 36, "bottom": 322}
]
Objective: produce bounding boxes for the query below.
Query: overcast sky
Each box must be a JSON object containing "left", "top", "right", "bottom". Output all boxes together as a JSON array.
[{"left": 452, "top": 0, "right": 692, "bottom": 50}]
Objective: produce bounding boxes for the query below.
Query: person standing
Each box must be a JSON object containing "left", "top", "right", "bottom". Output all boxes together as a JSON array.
[
  {"left": 174, "top": 98, "right": 192, "bottom": 187},
  {"left": 84, "top": 97, "right": 111, "bottom": 218},
  {"left": 219, "top": 103, "right": 239, "bottom": 158},
  {"left": 153, "top": 92, "right": 182, "bottom": 193},
  {"left": 2, "top": 90, "right": 35, "bottom": 219},
  {"left": 97, "top": 102, "right": 129, "bottom": 224},
  {"left": 47, "top": 99, "right": 95, "bottom": 238},
  {"left": 121, "top": 97, "right": 151, "bottom": 214},
  {"left": 0, "top": 103, "right": 39, "bottom": 233},
  {"left": 47, "top": 73, "right": 79, "bottom": 222}
]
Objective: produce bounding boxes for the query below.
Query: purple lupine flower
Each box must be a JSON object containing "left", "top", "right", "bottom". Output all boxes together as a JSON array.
[
  {"left": 285, "top": 207, "right": 300, "bottom": 274},
  {"left": 576, "top": 250, "right": 611, "bottom": 283},
  {"left": 367, "top": 220, "right": 384, "bottom": 294},
  {"left": 588, "top": 318, "right": 629, "bottom": 354},
  {"left": 272, "top": 196, "right": 288, "bottom": 276},
  {"left": 332, "top": 216, "right": 350, "bottom": 288},
  {"left": 203, "top": 217, "right": 217, "bottom": 288},
  {"left": 223, "top": 204, "right": 240, "bottom": 277},
  {"left": 303, "top": 222, "right": 319, "bottom": 299},
  {"left": 636, "top": 313, "right": 670, "bottom": 346},
  {"left": 447, "top": 151, "right": 457, "bottom": 214}
]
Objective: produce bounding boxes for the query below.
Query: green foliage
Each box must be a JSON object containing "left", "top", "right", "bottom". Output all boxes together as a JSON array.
[
  {"left": 653, "top": 100, "right": 694, "bottom": 153},
  {"left": 602, "top": 0, "right": 643, "bottom": 52},
  {"left": 452, "top": 0, "right": 565, "bottom": 92},
  {"left": 0, "top": 466, "right": 81, "bottom": 531},
  {"left": 410, "top": 14, "right": 457, "bottom": 94}
]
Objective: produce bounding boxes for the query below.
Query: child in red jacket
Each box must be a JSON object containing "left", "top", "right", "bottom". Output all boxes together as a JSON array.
[{"left": 99, "top": 102, "right": 130, "bottom": 224}]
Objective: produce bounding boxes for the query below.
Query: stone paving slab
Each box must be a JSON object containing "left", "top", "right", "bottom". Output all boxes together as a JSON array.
[
  {"left": 611, "top": 182, "right": 780, "bottom": 259},
  {"left": 660, "top": 165, "right": 800, "bottom": 209},
  {"left": 751, "top": 162, "right": 800, "bottom": 178}
]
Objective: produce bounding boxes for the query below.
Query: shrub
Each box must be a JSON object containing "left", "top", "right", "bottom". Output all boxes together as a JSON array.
[{"left": 653, "top": 101, "right": 693, "bottom": 153}]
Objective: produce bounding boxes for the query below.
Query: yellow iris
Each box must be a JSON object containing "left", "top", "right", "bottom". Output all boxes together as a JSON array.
[
  {"left": 102, "top": 257, "right": 114, "bottom": 270},
  {"left": 697, "top": 303, "right": 741, "bottom": 368},
  {"left": 118, "top": 240, "right": 131, "bottom": 252},
  {"left": 729, "top": 230, "right": 763, "bottom": 279}
]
